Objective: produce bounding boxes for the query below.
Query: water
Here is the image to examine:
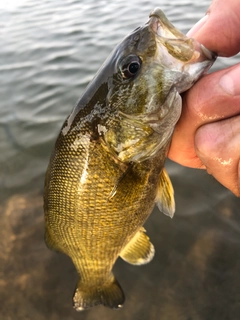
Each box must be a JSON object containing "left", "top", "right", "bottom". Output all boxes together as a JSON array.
[{"left": 0, "top": 0, "right": 239, "bottom": 319}]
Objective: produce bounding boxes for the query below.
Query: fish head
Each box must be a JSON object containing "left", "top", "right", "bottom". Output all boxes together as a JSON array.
[
  {"left": 98, "top": 8, "right": 216, "bottom": 161},
  {"left": 146, "top": 8, "right": 216, "bottom": 92},
  {"left": 108, "top": 7, "right": 216, "bottom": 117},
  {"left": 65, "top": 8, "right": 216, "bottom": 162}
]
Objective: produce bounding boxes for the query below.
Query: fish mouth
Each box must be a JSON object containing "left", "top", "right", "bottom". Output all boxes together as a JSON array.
[
  {"left": 149, "top": 7, "right": 187, "bottom": 39},
  {"left": 147, "top": 7, "right": 216, "bottom": 65}
]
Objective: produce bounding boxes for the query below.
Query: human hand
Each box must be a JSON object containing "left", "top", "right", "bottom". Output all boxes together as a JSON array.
[{"left": 168, "top": 0, "right": 240, "bottom": 196}]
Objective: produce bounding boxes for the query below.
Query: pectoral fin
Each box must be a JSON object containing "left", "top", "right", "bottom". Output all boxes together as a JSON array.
[
  {"left": 120, "top": 228, "right": 155, "bottom": 265},
  {"left": 156, "top": 168, "right": 175, "bottom": 218}
]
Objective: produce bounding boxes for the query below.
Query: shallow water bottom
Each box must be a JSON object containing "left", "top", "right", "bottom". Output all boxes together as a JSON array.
[{"left": 1, "top": 164, "right": 240, "bottom": 320}]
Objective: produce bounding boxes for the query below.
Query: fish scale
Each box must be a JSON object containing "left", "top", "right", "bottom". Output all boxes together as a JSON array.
[{"left": 44, "top": 7, "right": 216, "bottom": 311}]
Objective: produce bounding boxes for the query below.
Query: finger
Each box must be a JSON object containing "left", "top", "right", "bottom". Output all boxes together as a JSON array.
[
  {"left": 168, "top": 63, "right": 240, "bottom": 168},
  {"left": 187, "top": 0, "right": 240, "bottom": 56},
  {"left": 195, "top": 115, "right": 240, "bottom": 196}
]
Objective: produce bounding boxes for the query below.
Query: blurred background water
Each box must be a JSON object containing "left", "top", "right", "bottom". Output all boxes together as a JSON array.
[{"left": 0, "top": 0, "right": 239, "bottom": 319}]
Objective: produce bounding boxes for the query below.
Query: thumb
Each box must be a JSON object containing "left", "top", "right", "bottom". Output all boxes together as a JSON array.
[{"left": 187, "top": 0, "right": 240, "bottom": 57}]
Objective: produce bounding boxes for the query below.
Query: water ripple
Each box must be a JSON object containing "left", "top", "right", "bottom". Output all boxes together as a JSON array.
[{"left": 0, "top": 0, "right": 238, "bottom": 198}]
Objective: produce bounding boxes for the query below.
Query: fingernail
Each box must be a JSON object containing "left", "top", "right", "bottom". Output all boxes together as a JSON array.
[
  {"left": 219, "top": 64, "right": 240, "bottom": 96},
  {"left": 187, "top": 15, "right": 209, "bottom": 37}
]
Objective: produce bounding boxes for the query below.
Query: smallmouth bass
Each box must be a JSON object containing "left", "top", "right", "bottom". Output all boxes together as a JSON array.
[{"left": 44, "top": 8, "right": 216, "bottom": 311}]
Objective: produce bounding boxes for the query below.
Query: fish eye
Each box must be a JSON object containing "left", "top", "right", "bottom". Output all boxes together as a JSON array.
[{"left": 120, "top": 55, "right": 142, "bottom": 79}]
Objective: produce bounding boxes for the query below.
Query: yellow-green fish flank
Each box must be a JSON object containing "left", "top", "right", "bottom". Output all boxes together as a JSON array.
[{"left": 44, "top": 8, "right": 216, "bottom": 311}]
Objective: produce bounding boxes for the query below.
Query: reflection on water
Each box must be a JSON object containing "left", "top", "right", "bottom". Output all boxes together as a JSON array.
[{"left": 0, "top": 0, "right": 239, "bottom": 319}]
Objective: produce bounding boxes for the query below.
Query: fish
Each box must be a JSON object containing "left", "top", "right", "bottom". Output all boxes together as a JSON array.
[{"left": 43, "top": 8, "right": 216, "bottom": 311}]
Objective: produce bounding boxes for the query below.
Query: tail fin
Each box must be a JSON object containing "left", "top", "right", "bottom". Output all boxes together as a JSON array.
[{"left": 73, "top": 275, "right": 125, "bottom": 311}]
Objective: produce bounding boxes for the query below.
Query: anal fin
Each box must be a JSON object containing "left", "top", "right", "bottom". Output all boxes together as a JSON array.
[
  {"left": 156, "top": 168, "right": 175, "bottom": 218},
  {"left": 73, "top": 274, "right": 125, "bottom": 311},
  {"left": 120, "top": 228, "right": 155, "bottom": 265}
]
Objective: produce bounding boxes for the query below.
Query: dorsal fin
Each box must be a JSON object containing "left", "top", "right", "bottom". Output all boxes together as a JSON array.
[{"left": 156, "top": 168, "right": 175, "bottom": 218}]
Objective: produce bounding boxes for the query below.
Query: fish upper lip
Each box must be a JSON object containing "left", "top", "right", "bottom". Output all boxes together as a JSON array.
[{"left": 148, "top": 7, "right": 186, "bottom": 39}]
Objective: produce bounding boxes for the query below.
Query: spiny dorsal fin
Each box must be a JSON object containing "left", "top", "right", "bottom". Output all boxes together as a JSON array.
[
  {"left": 120, "top": 228, "right": 155, "bottom": 265},
  {"left": 73, "top": 274, "right": 125, "bottom": 311},
  {"left": 156, "top": 168, "right": 175, "bottom": 218}
]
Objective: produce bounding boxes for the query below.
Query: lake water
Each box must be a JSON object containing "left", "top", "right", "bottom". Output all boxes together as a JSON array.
[{"left": 0, "top": 0, "right": 240, "bottom": 319}]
